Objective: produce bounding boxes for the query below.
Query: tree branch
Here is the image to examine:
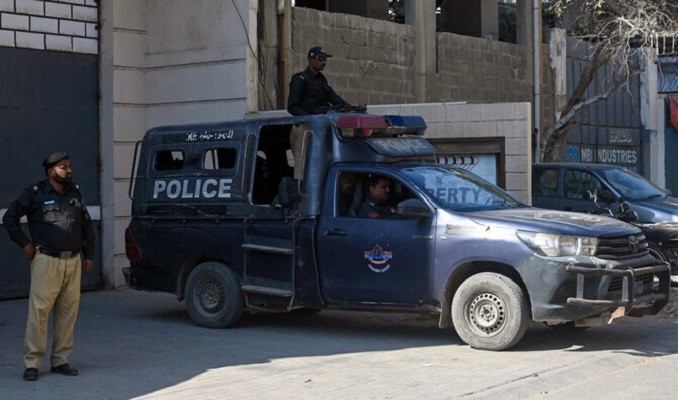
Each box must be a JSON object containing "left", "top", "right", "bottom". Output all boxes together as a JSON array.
[{"left": 540, "top": 69, "right": 640, "bottom": 162}]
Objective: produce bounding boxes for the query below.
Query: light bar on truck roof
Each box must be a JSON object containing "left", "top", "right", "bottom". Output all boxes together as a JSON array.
[
  {"left": 384, "top": 115, "right": 427, "bottom": 133},
  {"left": 335, "top": 114, "right": 427, "bottom": 138}
]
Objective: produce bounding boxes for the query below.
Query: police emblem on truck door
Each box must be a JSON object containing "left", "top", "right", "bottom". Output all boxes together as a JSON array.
[{"left": 152, "top": 178, "right": 232, "bottom": 199}]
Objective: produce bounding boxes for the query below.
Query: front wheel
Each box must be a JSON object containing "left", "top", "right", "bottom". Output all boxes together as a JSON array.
[
  {"left": 185, "top": 262, "right": 244, "bottom": 328},
  {"left": 647, "top": 242, "right": 669, "bottom": 265},
  {"left": 451, "top": 272, "right": 529, "bottom": 351}
]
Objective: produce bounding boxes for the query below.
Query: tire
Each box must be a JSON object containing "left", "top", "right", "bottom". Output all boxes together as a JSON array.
[
  {"left": 185, "top": 262, "right": 244, "bottom": 328},
  {"left": 647, "top": 242, "right": 669, "bottom": 264},
  {"left": 451, "top": 272, "right": 529, "bottom": 351}
]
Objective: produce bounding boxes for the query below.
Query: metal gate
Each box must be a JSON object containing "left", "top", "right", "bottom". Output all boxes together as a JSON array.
[
  {"left": 562, "top": 37, "right": 643, "bottom": 172},
  {"left": 0, "top": 47, "right": 101, "bottom": 299}
]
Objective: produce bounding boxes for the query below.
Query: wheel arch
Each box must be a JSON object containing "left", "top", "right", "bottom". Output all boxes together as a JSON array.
[{"left": 438, "top": 261, "right": 531, "bottom": 328}]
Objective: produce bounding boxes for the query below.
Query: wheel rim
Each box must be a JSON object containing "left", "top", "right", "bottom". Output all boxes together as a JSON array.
[
  {"left": 466, "top": 292, "right": 506, "bottom": 337},
  {"left": 194, "top": 275, "right": 225, "bottom": 317}
]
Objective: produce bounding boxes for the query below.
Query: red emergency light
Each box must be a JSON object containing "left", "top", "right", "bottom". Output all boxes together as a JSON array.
[{"left": 335, "top": 115, "right": 389, "bottom": 138}]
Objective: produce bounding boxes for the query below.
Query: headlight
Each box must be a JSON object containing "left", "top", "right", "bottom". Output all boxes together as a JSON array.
[{"left": 516, "top": 231, "right": 598, "bottom": 257}]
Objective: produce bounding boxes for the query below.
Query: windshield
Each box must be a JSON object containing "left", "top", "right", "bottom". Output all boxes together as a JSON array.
[
  {"left": 600, "top": 167, "right": 666, "bottom": 200},
  {"left": 401, "top": 166, "right": 522, "bottom": 212}
]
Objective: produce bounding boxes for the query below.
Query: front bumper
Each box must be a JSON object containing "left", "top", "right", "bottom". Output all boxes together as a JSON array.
[
  {"left": 527, "top": 254, "right": 671, "bottom": 324},
  {"left": 565, "top": 262, "right": 671, "bottom": 317}
]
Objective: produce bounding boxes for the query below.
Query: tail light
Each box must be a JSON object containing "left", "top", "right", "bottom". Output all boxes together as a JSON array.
[{"left": 125, "top": 228, "right": 142, "bottom": 262}]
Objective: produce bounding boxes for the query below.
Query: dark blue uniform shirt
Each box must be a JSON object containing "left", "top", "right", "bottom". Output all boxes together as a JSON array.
[
  {"left": 2, "top": 180, "right": 95, "bottom": 259},
  {"left": 287, "top": 67, "right": 348, "bottom": 116}
]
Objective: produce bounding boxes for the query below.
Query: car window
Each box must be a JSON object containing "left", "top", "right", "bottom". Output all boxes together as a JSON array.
[
  {"left": 154, "top": 150, "right": 184, "bottom": 171},
  {"left": 564, "top": 170, "right": 602, "bottom": 199},
  {"left": 336, "top": 172, "right": 418, "bottom": 219},
  {"left": 599, "top": 167, "right": 666, "bottom": 200},
  {"left": 533, "top": 168, "right": 557, "bottom": 197}
]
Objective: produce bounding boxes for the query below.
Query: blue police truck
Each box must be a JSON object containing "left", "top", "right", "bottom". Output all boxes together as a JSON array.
[{"left": 124, "top": 111, "right": 671, "bottom": 350}]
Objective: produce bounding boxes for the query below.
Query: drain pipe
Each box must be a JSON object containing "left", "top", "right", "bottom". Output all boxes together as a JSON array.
[{"left": 533, "top": 0, "right": 541, "bottom": 162}]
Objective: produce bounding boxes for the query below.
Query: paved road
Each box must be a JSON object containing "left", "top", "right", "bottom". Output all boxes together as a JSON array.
[{"left": 1, "top": 289, "right": 677, "bottom": 400}]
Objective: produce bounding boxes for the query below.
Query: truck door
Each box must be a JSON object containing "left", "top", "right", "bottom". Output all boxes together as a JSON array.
[{"left": 317, "top": 170, "right": 435, "bottom": 306}]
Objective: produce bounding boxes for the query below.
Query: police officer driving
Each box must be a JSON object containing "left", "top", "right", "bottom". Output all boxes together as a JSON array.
[{"left": 2, "top": 151, "right": 94, "bottom": 381}]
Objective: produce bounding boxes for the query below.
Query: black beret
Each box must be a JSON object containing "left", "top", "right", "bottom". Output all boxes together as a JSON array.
[
  {"left": 42, "top": 151, "right": 69, "bottom": 168},
  {"left": 308, "top": 46, "right": 332, "bottom": 58}
]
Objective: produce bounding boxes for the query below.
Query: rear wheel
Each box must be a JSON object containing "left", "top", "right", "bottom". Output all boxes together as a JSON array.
[
  {"left": 452, "top": 272, "right": 529, "bottom": 351},
  {"left": 185, "top": 262, "right": 244, "bottom": 328}
]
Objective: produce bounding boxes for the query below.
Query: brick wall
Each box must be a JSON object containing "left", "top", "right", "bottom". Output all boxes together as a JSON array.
[
  {"left": 0, "top": 0, "right": 98, "bottom": 54},
  {"left": 435, "top": 33, "right": 531, "bottom": 103},
  {"left": 284, "top": 7, "right": 554, "bottom": 133},
  {"left": 288, "top": 6, "right": 417, "bottom": 106}
]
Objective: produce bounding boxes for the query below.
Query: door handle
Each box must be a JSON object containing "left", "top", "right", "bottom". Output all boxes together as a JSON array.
[{"left": 324, "top": 228, "right": 348, "bottom": 237}]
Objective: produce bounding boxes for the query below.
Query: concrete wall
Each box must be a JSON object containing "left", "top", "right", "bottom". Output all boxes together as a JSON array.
[
  {"left": 285, "top": 6, "right": 417, "bottom": 106},
  {"left": 101, "top": 0, "right": 254, "bottom": 287}
]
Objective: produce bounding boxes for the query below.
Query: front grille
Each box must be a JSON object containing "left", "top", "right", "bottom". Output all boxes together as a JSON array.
[
  {"left": 608, "top": 272, "right": 653, "bottom": 292},
  {"left": 596, "top": 233, "right": 648, "bottom": 260}
]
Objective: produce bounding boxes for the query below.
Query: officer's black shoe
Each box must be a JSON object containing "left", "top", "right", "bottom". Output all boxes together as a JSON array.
[
  {"left": 23, "top": 368, "right": 38, "bottom": 381},
  {"left": 51, "top": 364, "right": 78, "bottom": 376}
]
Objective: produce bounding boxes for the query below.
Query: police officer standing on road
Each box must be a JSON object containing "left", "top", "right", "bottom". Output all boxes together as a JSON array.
[{"left": 2, "top": 152, "right": 94, "bottom": 381}]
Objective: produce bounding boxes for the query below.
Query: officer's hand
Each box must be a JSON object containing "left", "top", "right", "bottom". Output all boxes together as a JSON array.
[
  {"left": 23, "top": 243, "right": 36, "bottom": 261},
  {"left": 83, "top": 259, "right": 94, "bottom": 273}
]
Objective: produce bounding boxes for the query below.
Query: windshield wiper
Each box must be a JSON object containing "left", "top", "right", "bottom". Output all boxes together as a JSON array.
[{"left": 644, "top": 193, "right": 664, "bottom": 200}]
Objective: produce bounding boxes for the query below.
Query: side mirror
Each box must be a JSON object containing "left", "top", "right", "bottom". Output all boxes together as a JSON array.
[
  {"left": 619, "top": 210, "right": 638, "bottom": 223},
  {"left": 396, "top": 198, "right": 430, "bottom": 218},
  {"left": 598, "top": 189, "right": 616, "bottom": 203}
]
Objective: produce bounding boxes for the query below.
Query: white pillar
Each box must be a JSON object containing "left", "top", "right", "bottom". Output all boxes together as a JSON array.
[{"left": 639, "top": 48, "right": 663, "bottom": 186}]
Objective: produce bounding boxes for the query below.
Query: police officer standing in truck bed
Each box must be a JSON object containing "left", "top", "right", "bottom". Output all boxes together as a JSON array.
[
  {"left": 287, "top": 46, "right": 350, "bottom": 179},
  {"left": 2, "top": 152, "right": 94, "bottom": 381},
  {"left": 287, "top": 46, "right": 348, "bottom": 116}
]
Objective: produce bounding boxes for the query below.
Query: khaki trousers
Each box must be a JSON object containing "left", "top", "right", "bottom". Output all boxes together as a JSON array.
[
  {"left": 290, "top": 124, "right": 309, "bottom": 180},
  {"left": 24, "top": 252, "right": 82, "bottom": 369}
]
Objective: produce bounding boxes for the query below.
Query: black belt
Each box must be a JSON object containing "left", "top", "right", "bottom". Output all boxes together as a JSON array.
[{"left": 36, "top": 246, "right": 80, "bottom": 259}]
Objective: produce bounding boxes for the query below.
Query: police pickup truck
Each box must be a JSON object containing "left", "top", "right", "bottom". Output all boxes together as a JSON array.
[{"left": 124, "top": 111, "right": 670, "bottom": 350}]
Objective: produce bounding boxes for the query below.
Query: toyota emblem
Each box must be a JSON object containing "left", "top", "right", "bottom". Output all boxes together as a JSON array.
[{"left": 628, "top": 235, "right": 639, "bottom": 253}]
